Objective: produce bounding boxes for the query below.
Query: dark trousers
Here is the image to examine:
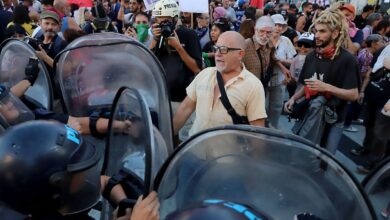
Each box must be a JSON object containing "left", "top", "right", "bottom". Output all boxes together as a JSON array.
[
  {"left": 343, "top": 101, "right": 363, "bottom": 127},
  {"left": 363, "top": 103, "right": 390, "bottom": 164}
]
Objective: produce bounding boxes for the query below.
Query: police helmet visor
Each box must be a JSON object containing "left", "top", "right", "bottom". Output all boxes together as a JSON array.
[
  {"left": 0, "top": 86, "right": 34, "bottom": 126},
  {"left": 57, "top": 140, "right": 102, "bottom": 215}
]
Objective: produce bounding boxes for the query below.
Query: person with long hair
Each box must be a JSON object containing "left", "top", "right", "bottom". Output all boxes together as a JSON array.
[
  {"left": 7, "top": 5, "right": 36, "bottom": 36},
  {"left": 202, "top": 17, "right": 230, "bottom": 67},
  {"left": 239, "top": 19, "right": 255, "bottom": 39},
  {"left": 285, "top": 3, "right": 360, "bottom": 154}
]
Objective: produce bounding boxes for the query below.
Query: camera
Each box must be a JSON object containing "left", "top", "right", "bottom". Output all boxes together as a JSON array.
[
  {"left": 159, "top": 21, "right": 174, "bottom": 38},
  {"left": 25, "top": 37, "right": 42, "bottom": 50},
  {"left": 124, "top": 22, "right": 133, "bottom": 30}
]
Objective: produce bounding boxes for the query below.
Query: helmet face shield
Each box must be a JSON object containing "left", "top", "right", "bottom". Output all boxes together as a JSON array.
[
  {"left": 0, "top": 86, "right": 34, "bottom": 126},
  {"left": 57, "top": 141, "right": 102, "bottom": 215}
]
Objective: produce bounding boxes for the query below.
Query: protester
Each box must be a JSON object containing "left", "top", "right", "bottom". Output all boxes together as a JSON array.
[
  {"left": 53, "top": 0, "right": 81, "bottom": 33},
  {"left": 6, "top": 5, "right": 36, "bottom": 36},
  {"left": 289, "top": 32, "right": 315, "bottom": 97},
  {"left": 296, "top": 2, "right": 313, "bottom": 34},
  {"left": 267, "top": 14, "right": 296, "bottom": 129},
  {"left": 285, "top": 4, "right": 359, "bottom": 154},
  {"left": 340, "top": 3, "right": 363, "bottom": 55},
  {"left": 124, "top": 12, "right": 152, "bottom": 46},
  {"left": 34, "top": 10, "right": 67, "bottom": 69},
  {"left": 202, "top": 18, "right": 230, "bottom": 67},
  {"left": 238, "top": 18, "right": 255, "bottom": 39},
  {"left": 342, "top": 34, "right": 384, "bottom": 132},
  {"left": 243, "top": 16, "right": 276, "bottom": 90},
  {"left": 362, "top": 13, "right": 382, "bottom": 40},
  {"left": 354, "top": 4, "right": 375, "bottom": 30},
  {"left": 150, "top": 0, "right": 202, "bottom": 141},
  {"left": 173, "top": 31, "right": 267, "bottom": 136},
  {"left": 195, "top": 13, "right": 211, "bottom": 49}
]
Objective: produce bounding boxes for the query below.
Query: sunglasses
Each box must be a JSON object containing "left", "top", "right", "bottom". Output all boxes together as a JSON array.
[{"left": 297, "top": 42, "right": 312, "bottom": 48}]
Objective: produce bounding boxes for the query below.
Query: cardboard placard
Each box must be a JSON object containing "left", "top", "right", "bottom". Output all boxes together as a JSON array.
[
  {"left": 178, "top": 0, "right": 209, "bottom": 13},
  {"left": 144, "top": 0, "right": 160, "bottom": 11}
]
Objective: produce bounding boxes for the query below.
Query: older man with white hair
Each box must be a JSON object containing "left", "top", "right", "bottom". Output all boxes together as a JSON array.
[{"left": 243, "top": 16, "right": 291, "bottom": 91}]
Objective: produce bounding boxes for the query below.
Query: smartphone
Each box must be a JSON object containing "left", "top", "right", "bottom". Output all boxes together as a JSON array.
[{"left": 124, "top": 22, "right": 133, "bottom": 30}]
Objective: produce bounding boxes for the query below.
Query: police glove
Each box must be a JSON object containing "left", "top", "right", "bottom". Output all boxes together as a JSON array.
[{"left": 24, "top": 57, "right": 40, "bottom": 85}]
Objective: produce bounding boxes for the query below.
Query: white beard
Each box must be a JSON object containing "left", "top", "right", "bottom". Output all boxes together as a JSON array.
[{"left": 255, "top": 35, "right": 269, "bottom": 46}]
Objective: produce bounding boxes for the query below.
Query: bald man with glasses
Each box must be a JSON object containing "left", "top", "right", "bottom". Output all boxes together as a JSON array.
[{"left": 173, "top": 31, "right": 267, "bottom": 138}]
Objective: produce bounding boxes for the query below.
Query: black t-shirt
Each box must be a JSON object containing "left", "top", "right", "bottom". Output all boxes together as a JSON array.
[
  {"left": 299, "top": 48, "right": 360, "bottom": 113},
  {"left": 287, "top": 13, "right": 297, "bottom": 30},
  {"left": 37, "top": 34, "right": 68, "bottom": 98},
  {"left": 298, "top": 13, "right": 312, "bottom": 32},
  {"left": 353, "top": 15, "right": 366, "bottom": 30},
  {"left": 282, "top": 27, "right": 298, "bottom": 44},
  {"left": 154, "top": 27, "right": 202, "bottom": 102}
]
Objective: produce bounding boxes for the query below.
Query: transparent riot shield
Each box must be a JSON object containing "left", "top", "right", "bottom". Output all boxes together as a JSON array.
[
  {"left": 55, "top": 33, "right": 173, "bottom": 153},
  {"left": 362, "top": 157, "right": 390, "bottom": 219},
  {"left": 100, "top": 87, "right": 169, "bottom": 220},
  {"left": 154, "top": 126, "right": 376, "bottom": 220},
  {"left": 0, "top": 39, "right": 53, "bottom": 110},
  {"left": 104, "top": 87, "right": 169, "bottom": 191}
]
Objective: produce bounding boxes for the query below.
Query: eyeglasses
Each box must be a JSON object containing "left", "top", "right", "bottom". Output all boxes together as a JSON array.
[
  {"left": 297, "top": 42, "right": 312, "bottom": 48},
  {"left": 256, "top": 29, "right": 273, "bottom": 36},
  {"left": 212, "top": 45, "right": 241, "bottom": 54}
]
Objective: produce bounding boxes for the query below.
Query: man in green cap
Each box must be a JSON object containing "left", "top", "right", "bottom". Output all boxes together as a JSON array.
[{"left": 34, "top": 10, "right": 67, "bottom": 69}]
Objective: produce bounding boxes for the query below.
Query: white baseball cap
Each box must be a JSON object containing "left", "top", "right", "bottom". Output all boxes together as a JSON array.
[
  {"left": 271, "top": 14, "right": 287, "bottom": 25},
  {"left": 298, "top": 32, "right": 315, "bottom": 44}
]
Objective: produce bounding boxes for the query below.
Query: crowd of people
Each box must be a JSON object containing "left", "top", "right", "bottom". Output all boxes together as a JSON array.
[{"left": 0, "top": 0, "right": 390, "bottom": 219}]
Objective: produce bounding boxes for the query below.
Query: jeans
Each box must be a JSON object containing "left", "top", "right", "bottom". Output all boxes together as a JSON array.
[
  {"left": 323, "top": 124, "right": 344, "bottom": 155},
  {"left": 266, "top": 85, "right": 285, "bottom": 129}
]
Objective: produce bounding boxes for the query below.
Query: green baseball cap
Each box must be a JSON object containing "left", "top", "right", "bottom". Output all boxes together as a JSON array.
[{"left": 40, "top": 10, "right": 60, "bottom": 23}]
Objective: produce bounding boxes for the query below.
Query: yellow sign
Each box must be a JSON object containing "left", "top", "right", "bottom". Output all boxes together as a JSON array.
[{"left": 367, "top": 0, "right": 377, "bottom": 4}]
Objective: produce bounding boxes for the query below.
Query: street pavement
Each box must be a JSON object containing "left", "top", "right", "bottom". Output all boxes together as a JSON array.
[{"left": 278, "top": 114, "right": 367, "bottom": 181}]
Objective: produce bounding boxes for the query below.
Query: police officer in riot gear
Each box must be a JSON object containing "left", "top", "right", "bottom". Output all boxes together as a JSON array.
[
  {"left": 0, "top": 121, "right": 160, "bottom": 220},
  {"left": 0, "top": 121, "right": 102, "bottom": 219}
]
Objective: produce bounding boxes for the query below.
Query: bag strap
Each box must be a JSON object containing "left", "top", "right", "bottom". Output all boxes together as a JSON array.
[{"left": 216, "top": 71, "right": 242, "bottom": 122}]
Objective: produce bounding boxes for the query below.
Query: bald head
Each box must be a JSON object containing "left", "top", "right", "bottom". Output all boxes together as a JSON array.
[
  {"left": 218, "top": 31, "right": 246, "bottom": 50},
  {"left": 53, "top": 0, "right": 66, "bottom": 7}
]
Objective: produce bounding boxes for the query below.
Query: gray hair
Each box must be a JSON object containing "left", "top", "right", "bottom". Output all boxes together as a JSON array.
[
  {"left": 366, "top": 13, "right": 381, "bottom": 26},
  {"left": 255, "top": 15, "right": 275, "bottom": 30},
  {"left": 366, "top": 34, "right": 383, "bottom": 47}
]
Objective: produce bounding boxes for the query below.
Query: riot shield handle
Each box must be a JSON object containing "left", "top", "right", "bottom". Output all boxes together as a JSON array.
[{"left": 117, "top": 198, "right": 137, "bottom": 218}]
